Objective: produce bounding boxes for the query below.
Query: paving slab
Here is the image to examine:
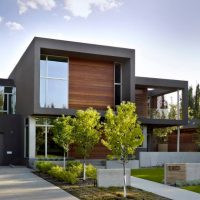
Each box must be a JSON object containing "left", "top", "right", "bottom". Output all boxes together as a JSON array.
[
  {"left": 131, "top": 176, "right": 200, "bottom": 200},
  {"left": 0, "top": 166, "right": 79, "bottom": 200}
]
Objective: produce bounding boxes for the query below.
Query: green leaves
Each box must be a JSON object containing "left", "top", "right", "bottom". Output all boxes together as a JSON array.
[
  {"left": 73, "top": 107, "right": 102, "bottom": 158},
  {"left": 52, "top": 102, "right": 144, "bottom": 163},
  {"left": 102, "top": 101, "right": 144, "bottom": 161},
  {"left": 52, "top": 115, "right": 74, "bottom": 152}
]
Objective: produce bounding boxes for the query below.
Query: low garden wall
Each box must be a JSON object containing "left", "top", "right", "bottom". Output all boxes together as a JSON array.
[
  {"left": 106, "top": 160, "right": 139, "bottom": 169},
  {"left": 139, "top": 152, "right": 200, "bottom": 167},
  {"left": 164, "top": 163, "right": 200, "bottom": 185},
  {"left": 97, "top": 169, "right": 131, "bottom": 187}
]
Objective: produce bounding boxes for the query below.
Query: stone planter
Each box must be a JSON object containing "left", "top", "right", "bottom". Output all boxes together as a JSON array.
[{"left": 97, "top": 169, "right": 131, "bottom": 187}]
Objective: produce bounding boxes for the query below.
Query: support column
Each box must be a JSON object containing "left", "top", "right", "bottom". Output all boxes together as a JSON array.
[
  {"left": 177, "top": 90, "right": 180, "bottom": 152},
  {"left": 45, "top": 125, "right": 47, "bottom": 158},
  {"left": 29, "top": 116, "right": 36, "bottom": 158},
  {"left": 142, "top": 126, "right": 147, "bottom": 149}
]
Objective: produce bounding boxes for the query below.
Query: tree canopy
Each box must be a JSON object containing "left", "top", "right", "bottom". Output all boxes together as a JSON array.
[
  {"left": 102, "top": 102, "right": 144, "bottom": 161},
  {"left": 73, "top": 107, "right": 101, "bottom": 159}
]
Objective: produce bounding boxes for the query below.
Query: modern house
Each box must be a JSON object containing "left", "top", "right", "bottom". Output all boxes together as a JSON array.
[{"left": 0, "top": 37, "right": 188, "bottom": 165}]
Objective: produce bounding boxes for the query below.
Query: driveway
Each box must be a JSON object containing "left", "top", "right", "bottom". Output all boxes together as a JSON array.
[{"left": 0, "top": 166, "right": 79, "bottom": 200}]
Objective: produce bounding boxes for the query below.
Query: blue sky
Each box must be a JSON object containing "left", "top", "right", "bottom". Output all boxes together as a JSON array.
[{"left": 0, "top": 0, "right": 200, "bottom": 87}]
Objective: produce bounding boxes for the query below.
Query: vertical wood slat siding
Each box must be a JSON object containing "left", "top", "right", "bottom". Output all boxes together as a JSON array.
[
  {"left": 135, "top": 88, "right": 148, "bottom": 117},
  {"left": 69, "top": 58, "right": 114, "bottom": 110},
  {"left": 69, "top": 143, "right": 111, "bottom": 159},
  {"left": 168, "top": 128, "right": 198, "bottom": 152}
]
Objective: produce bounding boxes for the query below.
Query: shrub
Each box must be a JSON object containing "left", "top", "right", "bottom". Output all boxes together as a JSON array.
[
  {"left": 67, "top": 160, "right": 83, "bottom": 177},
  {"left": 175, "top": 179, "right": 200, "bottom": 187},
  {"left": 36, "top": 161, "right": 55, "bottom": 173},
  {"left": 48, "top": 165, "right": 78, "bottom": 184},
  {"left": 86, "top": 164, "right": 97, "bottom": 179},
  {"left": 64, "top": 170, "right": 78, "bottom": 184},
  {"left": 48, "top": 165, "right": 65, "bottom": 181}
]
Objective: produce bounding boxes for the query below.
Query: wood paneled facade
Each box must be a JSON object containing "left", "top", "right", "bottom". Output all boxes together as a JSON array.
[
  {"left": 69, "top": 142, "right": 111, "bottom": 159},
  {"left": 69, "top": 58, "right": 114, "bottom": 110},
  {"left": 168, "top": 128, "right": 198, "bottom": 152},
  {"left": 135, "top": 88, "right": 148, "bottom": 117}
]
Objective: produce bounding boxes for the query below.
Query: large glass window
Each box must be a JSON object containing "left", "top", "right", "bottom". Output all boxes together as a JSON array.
[
  {"left": 114, "top": 63, "right": 122, "bottom": 106},
  {"left": 0, "top": 86, "right": 16, "bottom": 114},
  {"left": 35, "top": 117, "right": 63, "bottom": 158},
  {"left": 40, "top": 55, "right": 69, "bottom": 109}
]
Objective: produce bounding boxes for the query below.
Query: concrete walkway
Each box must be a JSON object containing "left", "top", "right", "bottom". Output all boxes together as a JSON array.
[
  {"left": 0, "top": 166, "right": 79, "bottom": 200},
  {"left": 131, "top": 176, "right": 200, "bottom": 200}
]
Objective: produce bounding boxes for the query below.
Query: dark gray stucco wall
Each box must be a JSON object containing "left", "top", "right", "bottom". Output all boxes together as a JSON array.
[
  {"left": 9, "top": 40, "right": 35, "bottom": 116},
  {"left": 0, "top": 115, "right": 24, "bottom": 165},
  {"left": 0, "top": 78, "right": 15, "bottom": 86}
]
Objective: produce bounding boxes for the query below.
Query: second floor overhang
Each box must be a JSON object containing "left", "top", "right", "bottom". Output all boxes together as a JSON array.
[{"left": 135, "top": 76, "right": 188, "bottom": 126}]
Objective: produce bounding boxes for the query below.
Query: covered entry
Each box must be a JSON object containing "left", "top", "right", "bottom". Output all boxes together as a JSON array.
[{"left": 0, "top": 115, "right": 24, "bottom": 165}]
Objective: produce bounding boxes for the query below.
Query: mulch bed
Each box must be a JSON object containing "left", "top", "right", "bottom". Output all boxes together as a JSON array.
[{"left": 34, "top": 171, "right": 171, "bottom": 200}]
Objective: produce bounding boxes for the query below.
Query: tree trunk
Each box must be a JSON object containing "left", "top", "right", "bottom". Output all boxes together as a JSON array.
[
  {"left": 63, "top": 150, "right": 66, "bottom": 169},
  {"left": 83, "top": 157, "right": 86, "bottom": 181},
  {"left": 123, "top": 159, "right": 127, "bottom": 198}
]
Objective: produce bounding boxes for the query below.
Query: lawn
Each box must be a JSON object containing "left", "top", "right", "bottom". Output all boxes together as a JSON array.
[
  {"left": 131, "top": 167, "right": 164, "bottom": 183},
  {"left": 182, "top": 185, "right": 200, "bottom": 193},
  {"left": 131, "top": 167, "right": 200, "bottom": 194}
]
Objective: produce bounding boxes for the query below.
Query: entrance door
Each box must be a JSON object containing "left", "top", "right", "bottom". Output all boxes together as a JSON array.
[{"left": 0, "top": 132, "right": 4, "bottom": 165}]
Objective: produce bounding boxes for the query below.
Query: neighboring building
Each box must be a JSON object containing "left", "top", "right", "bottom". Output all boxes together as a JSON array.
[{"left": 0, "top": 37, "right": 188, "bottom": 165}]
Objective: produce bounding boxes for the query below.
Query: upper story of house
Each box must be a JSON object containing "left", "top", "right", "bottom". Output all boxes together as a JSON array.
[{"left": 4, "top": 37, "right": 187, "bottom": 126}]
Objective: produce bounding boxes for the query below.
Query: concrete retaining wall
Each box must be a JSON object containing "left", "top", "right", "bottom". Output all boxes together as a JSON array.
[
  {"left": 97, "top": 169, "right": 131, "bottom": 187},
  {"left": 106, "top": 160, "right": 139, "bottom": 169},
  {"left": 140, "top": 152, "right": 200, "bottom": 167}
]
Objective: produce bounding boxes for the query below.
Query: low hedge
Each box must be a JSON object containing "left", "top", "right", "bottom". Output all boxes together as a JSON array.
[
  {"left": 36, "top": 160, "right": 97, "bottom": 184},
  {"left": 86, "top": 164, "right": 97, "bottom": 179},
  {"left": 36, "top": 161, "right": 55, "bottom": 174},
  {"left": 48, "top": 165, "right": 78, "bottom": 184}
]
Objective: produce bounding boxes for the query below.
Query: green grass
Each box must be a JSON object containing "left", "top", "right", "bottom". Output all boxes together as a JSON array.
[
  {"left": 182, "top": 185, "right": 200, "bottom": 193},
  {"left": 131, "top": 167, "right": 200, "bottom": 194},
  {"left": 131, "top": 167, "right": 164, "bottom": 183}
]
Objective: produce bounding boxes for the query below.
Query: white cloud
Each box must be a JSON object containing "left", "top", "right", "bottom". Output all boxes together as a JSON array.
[
  {"left": 64, "top": 0, "right": 122, "bottom": 18},
  {"left": 6, "top": 21, "right": 24, "bottom": 31},
  {"left": 64, "top": 15, "right": 71, "bottom": 21},
  {"left": 17, "top": 0, "right": 56, "bottom": 14},
  {"left": 0, "top": 16, "right": 3, "bottom": 23}
]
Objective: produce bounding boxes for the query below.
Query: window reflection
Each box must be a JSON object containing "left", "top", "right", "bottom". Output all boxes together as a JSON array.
[
  {"left": 40, "top": 55, "right": 68, "bottom": 109},
  {"left": 0, "top": 86, "right": 16, "bottom": 114}
]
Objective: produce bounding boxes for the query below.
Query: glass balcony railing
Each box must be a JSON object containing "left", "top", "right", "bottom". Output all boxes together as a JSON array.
[{"left": 146, "top": 108, "right": 181, "bottom": 120}]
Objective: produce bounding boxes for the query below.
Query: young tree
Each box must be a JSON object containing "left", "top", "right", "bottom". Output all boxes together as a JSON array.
[
  {"left": 188, "top": 86, "right": 194, "bottom": 118},
  {"left": 194, "top": 84, "right": 200, "bottom": 118},
  {"left": 52, "top": 115, "right": 74, "bottom": 169},
  {"left": 73, "top": 107, "right": 101, "bottom": 180},
  {"left": 102, "top": 102, "right": 144, "bottom": 198},
  {"left": 153, "top": 126, "right": 176, "bottom": 144}
]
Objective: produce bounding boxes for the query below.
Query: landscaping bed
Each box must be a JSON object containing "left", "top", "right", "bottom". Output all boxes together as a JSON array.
[
  {"left": 34, "top": 161, "right": 169, "bottom": 200},
  {"left": 34, "top": 171, "right": 170, "bottom": 200}
]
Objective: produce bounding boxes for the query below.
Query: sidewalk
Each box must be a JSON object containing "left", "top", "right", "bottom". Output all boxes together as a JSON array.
[
  {"left": 0, "top": 166, "right": 79, "bottom": 200},
  {"left": 131, "top": 176, "right": 200, "bottom": 200}
]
